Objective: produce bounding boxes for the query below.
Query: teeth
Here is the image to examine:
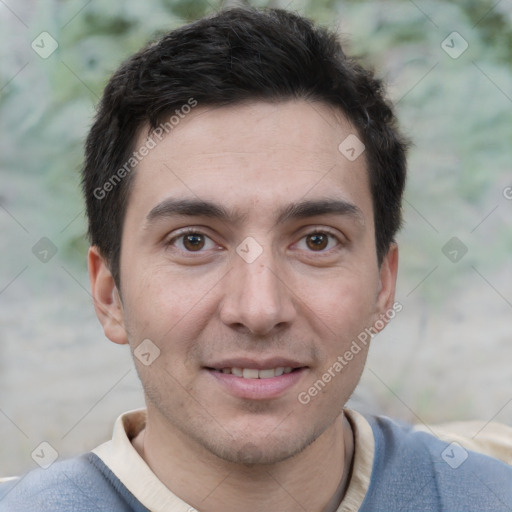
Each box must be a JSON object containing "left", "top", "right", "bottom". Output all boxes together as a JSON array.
[
  {"left": 242, "top": 368, "right": 259, "bottom": 379},
  {"left": 258, "top": 369, "right": 276, "bottom": 379},
  {"left": 218, "top": 367, "right": 295, "bottom": 379}
]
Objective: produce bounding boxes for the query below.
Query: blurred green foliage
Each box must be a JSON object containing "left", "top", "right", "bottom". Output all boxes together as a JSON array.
[{"left": 1, "top": 0, "right": 510, "bottom": 303}]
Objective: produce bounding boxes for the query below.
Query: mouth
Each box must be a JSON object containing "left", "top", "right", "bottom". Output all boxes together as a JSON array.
[
  {"left": 204, "top": 360, "right": 308, "bottom": 400},
  {"left": 208, "top": 366, "right": 298, "bottom": 379}
]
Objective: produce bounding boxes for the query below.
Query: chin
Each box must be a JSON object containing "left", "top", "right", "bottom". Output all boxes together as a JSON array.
[
  {"left": 203, "top": 426, "right": 323, "bottom": 466},
  {"left": 147, "top": 386, "right": 334, "bottom": 466}
]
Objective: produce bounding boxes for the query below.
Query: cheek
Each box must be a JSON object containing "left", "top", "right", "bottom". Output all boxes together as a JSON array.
[
  {"left": 124, "top": 264, "right": 199, "bottom": 320},
  {"left": 305, "top": 271, "right": 378, "bottom": 334},
  {"left": 121, "top": 265, "right": 218, "bottom": 357}
]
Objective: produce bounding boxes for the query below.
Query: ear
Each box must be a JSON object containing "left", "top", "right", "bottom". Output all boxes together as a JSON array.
[
  {"left": 372, "top": 242, "right": 399, "bottom": 333},
  {"left": 88, "top": 246, "right": 128, "bottom": 345}
]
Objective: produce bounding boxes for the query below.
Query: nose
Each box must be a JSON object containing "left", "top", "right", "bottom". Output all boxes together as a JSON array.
[{"left": 219, "top": 249, "right": 296, "bottom": 337}]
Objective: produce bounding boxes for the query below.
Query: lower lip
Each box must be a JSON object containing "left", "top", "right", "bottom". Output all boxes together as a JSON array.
[{"left": 206, "top": 368, "right": 307, "bottom": 400}]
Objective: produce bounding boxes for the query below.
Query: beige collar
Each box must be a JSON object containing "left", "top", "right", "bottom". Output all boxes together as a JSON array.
[{"left": 92, "top": 408, "right": 375, "bottom": 512}]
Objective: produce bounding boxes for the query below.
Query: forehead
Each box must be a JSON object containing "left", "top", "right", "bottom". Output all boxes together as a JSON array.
[{"left": 126, "top": 100, "right": 372, "bottom": 225}]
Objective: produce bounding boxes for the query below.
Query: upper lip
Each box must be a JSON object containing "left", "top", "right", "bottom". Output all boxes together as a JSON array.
[{"left": 206, "top": 357, "right": 307, "bottom": 370}]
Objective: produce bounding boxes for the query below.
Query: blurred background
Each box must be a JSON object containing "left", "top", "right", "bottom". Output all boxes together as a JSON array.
[{"left": 0, "top": 0, "right": 511, "bottom": 475}]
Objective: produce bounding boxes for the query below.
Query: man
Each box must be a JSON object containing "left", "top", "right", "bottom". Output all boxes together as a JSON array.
[{"left": 1, "top": 7, "right": 511, "bottom": 512}]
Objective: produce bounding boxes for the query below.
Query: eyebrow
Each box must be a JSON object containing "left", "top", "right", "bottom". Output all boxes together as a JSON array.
[{"left": 145, "top": 197, "right": 364, "bottom": 226}]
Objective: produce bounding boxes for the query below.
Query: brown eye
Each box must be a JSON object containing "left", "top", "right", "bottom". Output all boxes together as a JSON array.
[
  {"left": 306, "top": 233, "right": 329, "bottom": 251},
  {"left": 167, "top": 230, "right": 218, "bottom": 254},
  {"left": 183, "top": 233, "right": 205, "bottom": 251}
]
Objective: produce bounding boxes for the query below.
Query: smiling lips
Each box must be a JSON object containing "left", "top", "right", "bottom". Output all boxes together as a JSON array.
[
  {"left": 214, "top": 367, "right": 294, "bottom": 378},
  {"left": 206, "top": 361, "right": 307, "bottom": 400}
]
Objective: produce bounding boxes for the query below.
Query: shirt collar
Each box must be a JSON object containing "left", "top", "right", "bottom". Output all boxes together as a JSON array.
[{"left": 92, "top": 408, "right": 375, "bottom": 512}]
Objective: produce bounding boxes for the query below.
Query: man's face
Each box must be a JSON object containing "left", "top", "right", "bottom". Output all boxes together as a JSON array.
[{"left": 94, "top": 100, "right": 397, "bottom": 464}]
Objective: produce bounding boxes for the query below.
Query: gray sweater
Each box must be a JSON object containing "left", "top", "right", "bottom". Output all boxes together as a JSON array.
[{"left": 1, "top": 414, "right": 511, "bottom": 511}]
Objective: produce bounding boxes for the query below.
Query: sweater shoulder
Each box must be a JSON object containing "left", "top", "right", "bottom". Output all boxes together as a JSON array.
[
  {"left": 0, "top": 453, "right": 148, "bottom": 512},
  {"left": 361, "top": 415, "right": 512, "bottom": 512}
]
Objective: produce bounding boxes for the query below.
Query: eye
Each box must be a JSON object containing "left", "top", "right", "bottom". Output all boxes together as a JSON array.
[
  {"left": 167, "top": 230, "right": 217, "bottom": 252},
  {"left": 296, "top": 230, "right": 341, "bottom": 252}
]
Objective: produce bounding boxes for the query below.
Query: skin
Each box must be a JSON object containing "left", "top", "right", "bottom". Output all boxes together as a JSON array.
[{"left": 89, "top": 100, "right": 398, "bottom": 512}]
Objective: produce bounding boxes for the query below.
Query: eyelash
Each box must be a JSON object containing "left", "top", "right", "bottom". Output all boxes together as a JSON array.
[{"left": 166, "top": 227, "right": 344, "bottom": 254}]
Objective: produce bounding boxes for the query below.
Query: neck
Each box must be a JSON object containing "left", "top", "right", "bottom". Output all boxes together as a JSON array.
[{"left": 132, "top": 411, "right": 354, "bottom": 512}]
